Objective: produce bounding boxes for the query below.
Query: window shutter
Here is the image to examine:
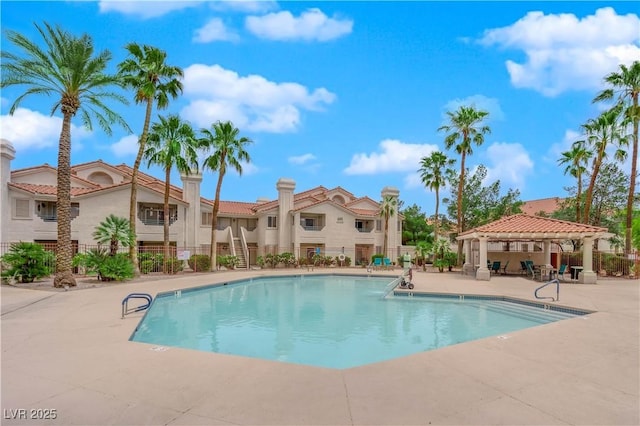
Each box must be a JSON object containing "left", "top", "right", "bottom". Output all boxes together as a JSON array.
[{"left": 15, "top": 199, "right": 30, "bottom": 218}]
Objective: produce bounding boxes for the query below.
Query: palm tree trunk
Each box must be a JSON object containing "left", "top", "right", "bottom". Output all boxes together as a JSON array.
[
  {"left": 434, "top": 187, "right": 440, "bottom": 240},
  {"left": 576, "top": 174, "right": 582, "bottom": 223},
  {"left": 583, "top": 156, "right": 603, "bottom": 224},
  {"left": 456, "top": 152, "right": 466, "bottom": 265},
  {"left": 53, "top": 112, "right": 76, "bottom": 288},
  {"left": 383, "top": 216, "right": 389, "bottom": 258},
  {"left": 210, "top": 170, "right": 225, "bottom": 271},
  {"left": 625, "top": 96, "right": 638, "bottom": 253},
  {"left": 163, "top": 167, "right": 171, "bottom": 273},
  {"left": 129, "top": 98, "right": 154, "bottom": 273}
]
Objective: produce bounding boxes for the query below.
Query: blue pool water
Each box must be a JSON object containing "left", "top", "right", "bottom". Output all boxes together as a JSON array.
[{"left": 131, "top": 275, "right": 582, "bottom": 369}]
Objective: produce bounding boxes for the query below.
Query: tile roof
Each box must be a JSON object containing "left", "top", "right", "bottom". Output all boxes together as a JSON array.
[
  {"left": 203, "top": 200, "right": 259, "bottom": 215},
  {"left": 521, "top": 197, "right": 564, "bottom": 215},
  {"left": 459, "top": 214, "right": 607, "bottom": 239},
  {"left": 8, "top": 183, "right": 98, "bottom": 196}
]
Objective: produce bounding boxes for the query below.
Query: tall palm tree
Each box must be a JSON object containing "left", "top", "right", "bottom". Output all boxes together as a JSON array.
[
  {"left": 593, "top": 61, "right": 640, "bottom": 252},
  {"left": 118, "top": 43, "right": 183, "bottom": 273},
  {"left": 418, "top": 151, "right": 455, "bottom": 240},
  {"left": 200, "top": 121, "right": 252, "bottom": 271},
  {"left": 438, "top": 105, "right": 490, "bottom": 264},
  {"left": 379, "top": 195, "right": 398, "bottom": 259},
  {"left": 580, "top": 106, "right": 627, "bottom": 225},
  {"left": 558, "top": 140, "right": 592, "bottom": 223},
  {"left": 93, "top": 215, "right": 135, "bottom": 256},
  {"left": 145, "top": 114, "right": 198, "bottom": 272},
  {"left": 1, "top": 22, "right": 129, "bottom": 288}
]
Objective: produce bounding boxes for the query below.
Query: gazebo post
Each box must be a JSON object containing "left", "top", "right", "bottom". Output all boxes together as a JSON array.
[
  {"left": 476, "top": 237, "right": 490, "bottom": 281},
  {"left": 580, "top": 236, "right": 597, "bottom": 284},
  {"left": 543, "top": 239, "right": 552, "bottom": 267},
  {"left": 462, "top": 240, "right": 474, "bottom": 276}
]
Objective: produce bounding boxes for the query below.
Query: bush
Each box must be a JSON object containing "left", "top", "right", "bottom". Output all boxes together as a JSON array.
[
  {"left": 188, "top": 254, "right": 211, "bottom": 272},
  {"left": 335, "top": 255, "right": 351, "bottom": 266},
  {"left": 371, "top": 254, "right": 384, "bottom": 264},
  {"left": 140, "top": 260, "right": 154, "bottom": 274},
  {"left": 164, "top": 258, "right": 184, "bottom": 274},
  {"left": 100, "top": 254, "right": 135, "bottom": 281},
  {"left": 138, "top": 252, "right": 163, "bottom": 273},
  {"left": 279, "top": 252, "right": 297, "bottom": 268},
  {"left": 264, "top": 253, "right": 279, "bottom": 268},
  {"left": 1, "top": 242, "right": 53, "bottom": 283}
]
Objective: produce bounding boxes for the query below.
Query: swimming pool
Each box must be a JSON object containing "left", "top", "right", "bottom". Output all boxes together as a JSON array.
[{"left": 131, "top": 274, "right": 586, "bottom": 369}]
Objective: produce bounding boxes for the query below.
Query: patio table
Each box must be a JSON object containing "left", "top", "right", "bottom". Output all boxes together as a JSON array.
[{"left": 570, "top": 266, "right": 584, "bottom": 281}]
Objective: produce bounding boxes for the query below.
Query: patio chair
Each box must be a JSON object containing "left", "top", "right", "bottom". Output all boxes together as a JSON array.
[
  {"left": 556, "top": 264, "right": 568, "bottom": 281},
  {"left": 501, "top": 260, "right": 510, "bottom": 275},
  {"left": 519, "top": 261, "right": 528, "bottom": 275},
  {"left": 383, "top": 258, "right": 393, "bottom": 270},
  {"left": 490, "top": 261, "right": 501, "bottom": 275},
  {"left": 526, "top": 262, "right": 541, "bottom": 281},
  {"left": 372, "top": 258, "right": 383, "bottom": 270}
]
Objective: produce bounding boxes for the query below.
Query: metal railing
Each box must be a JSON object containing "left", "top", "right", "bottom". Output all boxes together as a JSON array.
[{"left": 535, "top": 279, "right": 560, "bottom": 302}]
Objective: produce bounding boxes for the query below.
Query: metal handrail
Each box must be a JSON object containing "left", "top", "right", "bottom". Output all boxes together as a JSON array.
[
  {"left": 121, "top": 293, "right": 153, "bottom": 319},
  {"left": 534, "top": 279, "right": 560, "bottom": 302}
]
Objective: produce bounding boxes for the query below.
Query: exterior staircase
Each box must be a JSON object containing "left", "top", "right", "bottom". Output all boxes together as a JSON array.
[{"left": 233, "top": 238, "right": 247, "bottom": 269}]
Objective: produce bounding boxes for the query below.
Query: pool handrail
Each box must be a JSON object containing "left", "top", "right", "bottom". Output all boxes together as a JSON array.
[
  {"left": 121, "top": 292, "right": 153, "bottom": 319},
  {"left": 534, "top": 278, "right": 560, "bottom": 302}
]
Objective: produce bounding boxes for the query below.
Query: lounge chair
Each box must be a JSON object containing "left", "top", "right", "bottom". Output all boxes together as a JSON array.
[
  {"left": 526, "top": 262, "right": 541, "bottom": 281},
  {"left": 520, "top": 261, "right": 528, "bottom": 275},
  {"left": 556, "top": 264, "right": 568, "bottom": 281},
  {"left": 490, "top": 261, "right": 501, "bottom": 275},
  {"left": 383, "top": 258, "right": 393, "bottom": 270},
  {"left": 372, "top": 258, "right": 382, "bottom": 270},
  {"left": 501, "top": 260, "right": 510, "bottom": 275}
]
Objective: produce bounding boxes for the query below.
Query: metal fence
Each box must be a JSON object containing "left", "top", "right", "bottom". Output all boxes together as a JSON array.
[{"left": 559, "top": 250, "right": 639, "bottom": 279}]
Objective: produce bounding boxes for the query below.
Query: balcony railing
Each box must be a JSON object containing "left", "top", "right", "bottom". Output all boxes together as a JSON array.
[
  {"left": 356, "top": 227, "right": 373, "bottom": 233},
  {"left": 301, "top": 225, "right": 324, "bottom": 231}
]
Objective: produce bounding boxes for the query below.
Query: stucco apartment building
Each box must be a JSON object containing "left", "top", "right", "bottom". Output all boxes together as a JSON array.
[{"left": 0, "top": 140, "right": 402, "bottom": 268}]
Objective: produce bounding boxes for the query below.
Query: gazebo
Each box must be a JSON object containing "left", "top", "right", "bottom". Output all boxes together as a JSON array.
[{"left": 457, "top": 214, "right": 608, "bottom": 283}]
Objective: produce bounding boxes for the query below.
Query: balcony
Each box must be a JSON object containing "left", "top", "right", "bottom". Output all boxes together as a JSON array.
[
  {"left": 300, "top": 215, "right": 325, "bottom": 231},
  {"left": 138, "top": 203, "right": 177, "bottom": 226},
  {"left": 36, "top": 201, "right": 79, "bottom": 222},
  {"left": 355, "top": 219, "right": 374, "bottom": 233}
]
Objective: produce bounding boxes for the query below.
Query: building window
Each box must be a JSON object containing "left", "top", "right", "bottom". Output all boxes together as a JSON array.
[
  {"left": 375, "top": 245, "right": 382, "bottom": 255},
  {"left": 14, "top": 199, "right": 31, "bottom": 219},
  {"left": 138, "top": 203, "right": 177, "bottom": 226},
  {"left": 267, "top": 216, "right": 277, "bottom": 229},
  {"left": 376, "top": 219, "right": 382, "bottom": 231},
  {"left": 397, "top": 220, "right": 401, "bottom": 232},
  {"left": 35, "top": 201, "right": 79, "bottom": 222},
  {"left": 201, "top": 212, "right": 212, "bottom": 226},
  {"left": 337, "top": 217, "right": 343, "bottom": 224}
]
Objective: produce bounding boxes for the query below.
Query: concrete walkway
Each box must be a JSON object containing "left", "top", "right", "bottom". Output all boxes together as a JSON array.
[{"left": 1, "top": 269, "right": 638, "bottom": 425}]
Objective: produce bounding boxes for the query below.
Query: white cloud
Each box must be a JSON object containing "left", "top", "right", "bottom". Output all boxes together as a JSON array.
[
  {"left": 344, "top": 139, "right": 438, "bottom": 176},
  {"left": 0, "top": 108, "right": 90, "bottom": 151},
  {"left": 288, "top": 153, "right": 316, "bottom": 165},
  {"left": 193, "top": 17, "right": 239, "bottom": 43},
  {"left": 180, "top": 64, "right": 336, "bottom": 133},
  {"left": 443, "top": 94, "right": 505, "bottom": 121},
  {"left": 546, "top": 129, "right": 582, "bottom": 163},
  {"left": 245, "top": 8, "right": 353, "bottom": 41},
  {"left": 98, "top": 1, "right": 202, "bottom": 19},
  {"left": 483, "top": 142, "right": 534, "bottom": 191},
  {"left": 479, "top": 7, "right": 640, "bottom": 96},
  {"left": 110, "top": 134, "right": 140, "bottom": 158}
]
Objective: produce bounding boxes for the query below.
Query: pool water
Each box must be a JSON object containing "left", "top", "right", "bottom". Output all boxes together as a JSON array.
[{"left": 131, "top": 275, "right": 581, "bottom": 369}]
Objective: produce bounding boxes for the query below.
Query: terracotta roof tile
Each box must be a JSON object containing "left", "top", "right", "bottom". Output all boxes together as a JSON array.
[
  {"left": 8, "top": 183, "right": 97, "bottom": 196},
  {"left": 201, "top": 200, "right": 259, "bottom": 215},
  {"left": 521, "top": 197, "right": 564, "bottom": 215},
  {"left": 459, "top": 214, "right": 607, "bottom": 238}
]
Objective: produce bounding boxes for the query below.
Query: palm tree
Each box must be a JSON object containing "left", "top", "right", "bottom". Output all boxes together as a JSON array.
[
  {"left": 1, "top": 22, "right": 129, "bottom": 288},
  {"left": 145, "top": 115, "right": 198, "bottom": 272},
  {"left": 200, "top": 121, "right": 252, "bottom": 271},
  {"left": 379, "top": 195, "right": 398, "bottom": 259},
  {"left": 580, "top": 106, "right": 627, "bottom": 225},
  {"left": 118, "top": 43, "right": 183, "bottom": 273},
  {"left": 93, "top": 215, "right": 135, "bottom": 256},
  {"left": 438, "top": 105, "right": 490, "bottom": 264},
  {"left": 593, "top": 61, "right": 640, "bottom": 252},
  {"left": 419, "top": 151, "right": 455, "bottom": 240},
  {"left": 558, "top": 140, "right": 592, "bottom": 223}
]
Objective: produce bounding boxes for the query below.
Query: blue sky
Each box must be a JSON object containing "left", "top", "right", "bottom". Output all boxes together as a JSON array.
[{"left": 1, "top": 1, "right": 639, "bottom": 214}]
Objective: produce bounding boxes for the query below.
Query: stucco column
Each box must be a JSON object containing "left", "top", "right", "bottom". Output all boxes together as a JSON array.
[
  {"left": 543, "top": 239, "right": 552, "bottom": 266},
  {"left": 579, "top": 236, "right": 597, "bottom": 284},
  {"left": 462, "top": 239, "right": 474, "bottom": 276},
  {"left": 1, "top": 140, "right": 16, "bottom": 244},
  {"left": 476, "top": 237, "right": 490, "bottom": 281}
]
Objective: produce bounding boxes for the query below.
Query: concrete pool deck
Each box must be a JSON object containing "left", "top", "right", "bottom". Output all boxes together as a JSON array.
[{"left": 1, "top": 268, "right": 638, "bottom": 425}]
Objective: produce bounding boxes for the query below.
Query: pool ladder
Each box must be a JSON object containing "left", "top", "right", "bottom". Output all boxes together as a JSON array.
[
  {"left": 121, "top": 293, "right": 153, "bottom": 319},
  {"left": 534, "top": 279, "right": 560, "bottom": 302}
]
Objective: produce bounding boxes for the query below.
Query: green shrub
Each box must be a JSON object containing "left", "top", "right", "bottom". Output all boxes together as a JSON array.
[
  {"left": 99, "top": 254, "right": 134, "bottom": 281},
  {"left": 164, "top": 258, "right": 184, "bottom": 274},
  {"left": 188, "top": 254, "right": 211, "bottom": 272},
  {"left": 264, "top": 253, "right": 279, "bottom": 268},
  {"left": 225, "top": 255, "right": 239, "bottom": 269},
  {"left": 1, "top": 242, "right": 53, "bottom": 283},
  {"left": 335, "top": 255, "right": 351, "bottom": 266},
  {"left": 279, "top": 252, "right": 297, "bottom": 268},
  {"left": 140, "top": 260, "right": 154, "bottom": 274},
  {"left": 371, "top": 254, "right": 384, "bottom": 264}
]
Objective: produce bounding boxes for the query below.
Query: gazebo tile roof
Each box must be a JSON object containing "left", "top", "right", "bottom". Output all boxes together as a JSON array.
[{"left": 459, "top": 214, "right": 607, "bottom": 237}]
